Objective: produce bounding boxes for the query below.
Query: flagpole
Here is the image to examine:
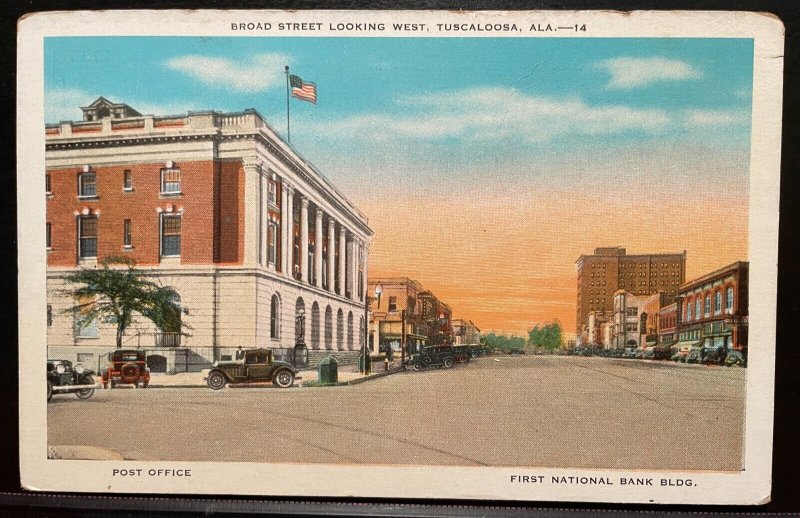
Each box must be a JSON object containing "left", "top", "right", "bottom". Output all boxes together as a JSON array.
[{"left": 285, "top": 65, "right": 291, "bottom": 143}]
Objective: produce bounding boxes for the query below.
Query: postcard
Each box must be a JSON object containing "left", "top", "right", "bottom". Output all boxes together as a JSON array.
[{"left": 17, "top": 9, "right": 783, "bottom": 504}]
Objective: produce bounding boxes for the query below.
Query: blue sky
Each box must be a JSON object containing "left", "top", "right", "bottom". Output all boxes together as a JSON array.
[{"left": 44, "top": 36, "right": 754, "bottom": 199}]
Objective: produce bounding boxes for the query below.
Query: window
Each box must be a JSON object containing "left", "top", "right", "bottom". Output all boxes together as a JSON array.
[
  {"left": 161, "top": 168, "right": 181, "bottom": 194},
  {"left": 388, "top": 296, "right": 397, "bottom": 312},
  {"left": 687, "top": 301, "right": 693, "bottom": 321},
  {"left": 75, "top": 316, "right": 99, "bottom": 338},
  {"left": 625, "top": 322, "right": 638, "bottom": 332},
  {"left": 47, "top": 304, "right": 52, "bottom": 327},
  {"left": 626, "top": 307, "right": 638, "bottom": 317},
  {"left": 726, "top": 287, "right": 734, "bottom": 312},
  {"left": 78, "top": 172, "right": 97, "bottom": 197},
  {"left": 267, "top": 221, "right": 277, "bottom": 265},
  {"left": 46, "top": 174, "right": 51, "bottom": 194},
  {"left": 78, "top": 215, "right": 98, "bottom": 258},
  {"left": 695, "top": 299, "right": 701, "bottom": 320},
  {"left": 161, "top": 214, "right": 181, "bottom": 256},
  {"left": 46, "top": 222, "right": 51, "bottom": 249},
  {"left": 704, "top": 295, "right": 711, "bottom": 317},
  {"left": 123, "top": 170, "right": 132, "bottom": 190},
  {"left": 268, "top": 180, "right": 276, "bottom": 204},
  {"left": 714, "top": 291, "right": 722, "bottom": 315},
  {"left": 270, "top": 294, "right": 280, "bottom": 339},
  {"left": 123, "top": 219, "right": 132, "bottom": 247}
]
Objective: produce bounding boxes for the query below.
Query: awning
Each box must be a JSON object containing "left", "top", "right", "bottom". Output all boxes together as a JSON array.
[{"left": 674, "top": 340, "right": 700, "bottom": 350}]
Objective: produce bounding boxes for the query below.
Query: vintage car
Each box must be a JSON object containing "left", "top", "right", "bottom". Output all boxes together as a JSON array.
[
  {"left": 47, "top": 359, "right": 98, "bottom": 401},
  {"left": 508, "top": 348, "right": 526, "bottom": 356},
  {"left": 451, "top": 345, "right": 472, "bottom": 363},
  {"left": 101, "top": 349, "right": 150, "bottom": 388},
  {"left": 407, "top": 345, "right": 456, "bottom": 371},
  {"left": 468, "top": 345, "right": 488, "bottom": 358},
  {"left": 702, "top": 342, "right": 728, "bottom": 365},
  {"left": 652, "top": 345, "right": 673, "bottom": 360},
  {"left": 686, "top": 344, "right": 705, "bottom": 364},
  {"left": 623, "top": 346, "right": 638, "bottom": 359},
  {"left": 725, "top": 349, "right": 747, "bottom": 367},
  {"left": 206, "top": 348, "right": 297, "bottom": 389}
]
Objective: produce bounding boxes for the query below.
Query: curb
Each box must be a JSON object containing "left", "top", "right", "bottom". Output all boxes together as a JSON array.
[{"left": 346, "top": 367, "right": 405, "bottom": 385}]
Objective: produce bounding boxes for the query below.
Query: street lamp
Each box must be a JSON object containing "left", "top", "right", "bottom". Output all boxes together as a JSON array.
[
  {"left": 293, "top": 307, "right": 307, "bottom": 367},
  {"left": 363, "top": 284, "right": 382, "bottom": 374}
]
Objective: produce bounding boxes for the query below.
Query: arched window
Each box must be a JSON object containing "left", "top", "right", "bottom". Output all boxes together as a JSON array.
[
  {"left": 714, "top": 291, "right": 722, "bottom": 315},
  {"left": 695, "top": 299, "right": 701, "bottom": 321},
  {"left": 324, "top": 306, "right": 333, "bottom": 349},
  {"left": 336, "top": 309, "right": 344, "bottom": 350},
  {"left": 270, "top": 294, "right": 280, "bottom": 339},
  {"left": 347, "top": 311, "right": 354, "bottom": 350},
  {"left": 726, "top": 287, "right": 734, "bottom": 312},
  {"left": 684, "top": 301, "right": 689, "bottom": 321},
  {"left": 687, "top": 300, "right": 693, "bottom": 321},
  {"left": 359, "top": 316, "right": 365, "bottom": 349},
  {"left": 311, "top": 302, "right": 320, "bottom": 350},
  {"left": 704, "top": 294, "right": 711, "bottom": 317}
]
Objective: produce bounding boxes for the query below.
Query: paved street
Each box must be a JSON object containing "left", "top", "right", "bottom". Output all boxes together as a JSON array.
[{"left": 48, "top": 356, "right": 745, "bottom": 470}]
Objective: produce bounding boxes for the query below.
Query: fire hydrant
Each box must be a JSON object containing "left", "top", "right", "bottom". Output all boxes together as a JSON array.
[{"left": 384, "top": 357, "right": 389, "bottom": 371}]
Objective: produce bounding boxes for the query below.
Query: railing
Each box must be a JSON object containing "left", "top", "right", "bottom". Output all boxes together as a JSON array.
[{"left": 155, "top": 332, "right": 182, "bottom": 347}]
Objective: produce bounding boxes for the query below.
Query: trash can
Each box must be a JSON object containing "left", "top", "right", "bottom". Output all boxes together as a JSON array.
[
  {"left": 318, "top": 355, "right": 339, "bottom": 384},
  {"left": 358, "top": 353, "right": 372, "bottom": 374}
]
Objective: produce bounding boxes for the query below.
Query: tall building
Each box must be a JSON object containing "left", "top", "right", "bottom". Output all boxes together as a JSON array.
[
  {"left": 575, "top": 247, "right": 686, "bottom": 340},
  {"left": 46, "top": 97, "right": 373, "bottom": 371},
  {"left": 451, "top": 319, "right": 481, "bottom": 345}
]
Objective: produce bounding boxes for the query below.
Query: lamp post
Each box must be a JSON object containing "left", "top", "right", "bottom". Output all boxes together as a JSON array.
[
  {"left": 364, "top": 284, "right": 382, "bottom": 374},
  {"left": 294, "top": 307, "right": 306, "bottom": 367}
]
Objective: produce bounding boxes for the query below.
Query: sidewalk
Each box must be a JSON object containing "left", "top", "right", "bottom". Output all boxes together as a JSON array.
[{"left": 146, "top": 359, "right": 405, "bottom": 388}]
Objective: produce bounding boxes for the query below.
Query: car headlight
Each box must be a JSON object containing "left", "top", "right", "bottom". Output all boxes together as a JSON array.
[
  {"left": 55, "top": 364, "right": 65, "bottom": 374},
  {"left": 74, "top": 363, "right": 85, "bottom": 374}
]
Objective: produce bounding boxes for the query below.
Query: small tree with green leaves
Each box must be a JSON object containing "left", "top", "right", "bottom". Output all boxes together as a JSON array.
[{"left": 62, "top": 256, "right": 188, "bottom": 348}]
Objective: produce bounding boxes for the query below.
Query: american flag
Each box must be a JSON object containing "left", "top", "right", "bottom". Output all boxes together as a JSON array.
[{"left": 289, "top": 74, "right": 317, "bottom": 104}]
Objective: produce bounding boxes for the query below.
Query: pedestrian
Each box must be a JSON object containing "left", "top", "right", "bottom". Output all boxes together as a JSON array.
[{"left": 235, "top": 346, "right": 244, "bottom": 360}]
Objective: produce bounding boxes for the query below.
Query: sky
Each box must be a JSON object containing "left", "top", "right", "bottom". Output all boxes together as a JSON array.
[{"left": 45, "top": 36, "right": 753, "bottom": 335}]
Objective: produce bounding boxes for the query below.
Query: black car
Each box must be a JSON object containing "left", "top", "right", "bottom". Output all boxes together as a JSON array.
[
  {"left": 408, "top": 345, "right": 456, "bottom": 370},
  {"left": 451, "top": 345, "right": 472, "bottom": 363},
  {"left": 508, "top": 348, "right": 526, "bottom": 355},
  {"left": 47, "top": 359, "right": 97, "bottom": 402},
  {"left": 468, "top": 345, "right": 488, "bottom": 358}
]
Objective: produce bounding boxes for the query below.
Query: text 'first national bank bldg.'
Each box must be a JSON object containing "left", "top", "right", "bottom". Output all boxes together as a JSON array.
[{"left": 45, "top": 97, "right": 373, "bottom": 368}]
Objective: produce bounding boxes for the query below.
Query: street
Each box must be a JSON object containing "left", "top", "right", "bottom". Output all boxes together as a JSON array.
[{"left": 48, "top": 356, "right": 745, "bottom": 470}]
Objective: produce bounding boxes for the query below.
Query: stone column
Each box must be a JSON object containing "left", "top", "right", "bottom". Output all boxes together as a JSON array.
[
  {"left": 300, "top": 197, "right": 309, "bottom": 284},
  {"left": 346, "top": 237, "right": 354, "bottom": 300},
  {"left": 327, "top": 219, "right": 336, "bottom": 292},
  {"left": 363, "top": 242, "right": 369, "bottom": 302},
  {"left": 282, "top": 184, "right": 294, "bottom": 276},
  {"left": 353, "top": 239, "right": 361, "bottom": 301},
  {"left": 314, "top": 207, "right": 323, "bottom": 288},
  {"left": 338, "top": 227, "right": 346, "bottom": 296}
]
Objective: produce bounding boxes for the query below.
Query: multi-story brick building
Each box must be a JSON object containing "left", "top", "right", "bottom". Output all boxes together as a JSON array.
[
  {"left": 675, "top": 261, "right": 748, "bottom": 356},
  {"left": 451, "top": 319, "right": 481, "bottom": 345},
  {"left": 367, "top": 277, "right": 430, "bottom": 357},
  {"left": 641, "top": 291, "right": 673, "bottom": 347},
  {"left": 575, "top": 247, "right": 686, "bottom": 342},
  {"left": 612, "top": 290, "right": 648, "bottom": 349},
  {"left": 657, "top": 300, "right": 682, "bottom": 346},
  {"left": 46, "top": 97, "right": 373, "bottom": 371},
  {"left": 418, "top": 290, "right": 453, "bottom": 346}
]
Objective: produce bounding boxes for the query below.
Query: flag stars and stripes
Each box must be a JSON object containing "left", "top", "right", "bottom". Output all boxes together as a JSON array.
[{"left": 289, "top": 74, "right": 317, "bottom": 104}]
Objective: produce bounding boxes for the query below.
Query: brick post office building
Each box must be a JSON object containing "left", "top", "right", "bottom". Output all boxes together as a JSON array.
[{"left": 45, "top": 98, "right": 373, "bottom": 372}]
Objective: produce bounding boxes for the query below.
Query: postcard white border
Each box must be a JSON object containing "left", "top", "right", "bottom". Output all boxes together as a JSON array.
[{"left": 17, "top": 9, "right": 784, "bottom": 504}]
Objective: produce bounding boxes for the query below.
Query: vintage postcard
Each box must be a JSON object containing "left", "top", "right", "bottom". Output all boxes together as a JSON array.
[{"left": 17, "top": 10, "right": 783, "bottom": 504}]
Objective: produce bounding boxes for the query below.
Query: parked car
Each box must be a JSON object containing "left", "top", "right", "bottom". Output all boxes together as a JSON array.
[
  {"left": 101, "top": 349, "right": 150, "bottom": 388},
  {"left": 407, "top": 345, "right": 456, "bottom": 370},
  {"left": 206, "top": 348, "right": 297, "bottom": 389},
  {"left": 508, "top": 348, "right": 526, "bottom": 356},
  {"left": 686, "top": 344, "right": 704, "bottom": 364},
  {"left": 623, "top": 346, "right": 638, "bottom": 359},
  {"left": 701, "top": 342, "right": 728, "bottom": 365},
  {"left": 653, "top": 345, "right": 673, "bottom": 360},
  {"left": 642, "top": 346, "right": 656, "bottom": 359},
  {"left": 47, "top": 359, "right": 97, "bottom": 402},
  {"left": 724, "top": 349, "right": 747, "bottom": 367},
  {"left": 468, "top": 345, "right": 488, "bottom": 358}
]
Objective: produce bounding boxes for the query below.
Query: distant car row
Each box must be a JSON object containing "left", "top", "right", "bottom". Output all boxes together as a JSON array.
[
  {"left": 569, "top": 344, "right": 746, "bottom": 367},
  {"left": 405, "top": 344, "right": 488, "bottom": 370}
]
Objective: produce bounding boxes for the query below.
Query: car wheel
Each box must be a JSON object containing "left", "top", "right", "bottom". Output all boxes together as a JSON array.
[
  {"left": 75, "top": 375, "right": 95, "bottom": 399},
  {"left": 47, "top": 380, "right": 53, "bottom": 402},
  {"left": 142, "top": 381, "right": 149, "bottom": 388},
  {"left": 120, "top": 362, "right": 139, "bottom": 384},
  {"left": 443, "top": 358, "right": 454, "bottom": 369},
  {"left": 207, "top": 371, "right": 226, "bottom": 390},
  {"left": 273, "top": 369, "right": 295, "bottom": 388},
  {"left": 110, "top": 381, "right": 117, "bottom": 388},
  {"left": 412, "top": 362, "right": 423, "bottom": 371}
]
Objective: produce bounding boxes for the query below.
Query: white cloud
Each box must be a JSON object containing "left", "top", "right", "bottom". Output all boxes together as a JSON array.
[
  {"left": 316, "top": 87, "right": 671, "bottom": 144},
  {"left": 684, "top": 109, "right": 750, "bottom": 126},
  {"left": 165, "top": 53, "right": 290, "bottom": 92},
  {"left": 595, "top": 57, "right": 701, "bottom": 89},
  {"left": 45, "top": 88, "right": 97, "bottom": 123},
  {"left": 45, "top": 88, "right": 203, "bottom": 123}
]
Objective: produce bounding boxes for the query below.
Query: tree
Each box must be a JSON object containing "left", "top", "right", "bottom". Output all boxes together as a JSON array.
[
  {"left": 62, "top": 256, "right": 188, "bottom": 348},
  {"left": 528, "top": 320, "right": 563, "bottom": 350}
]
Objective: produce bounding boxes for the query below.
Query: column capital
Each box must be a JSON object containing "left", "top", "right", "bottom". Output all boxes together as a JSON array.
[
  {"left": 300, "top": 196, "right": 310, "bottom": 208},
  {"left": 315, "top": 207, "right": 324, "bottom": 220},
  {"left": 283, "top": 182, "right": 295, "bottom": 196},
  {"left": 328, "top": 217, "right": 336, "bottom": 228},
  {"left": 339, "top": 226, "right": 346, "bottom": 236}
]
